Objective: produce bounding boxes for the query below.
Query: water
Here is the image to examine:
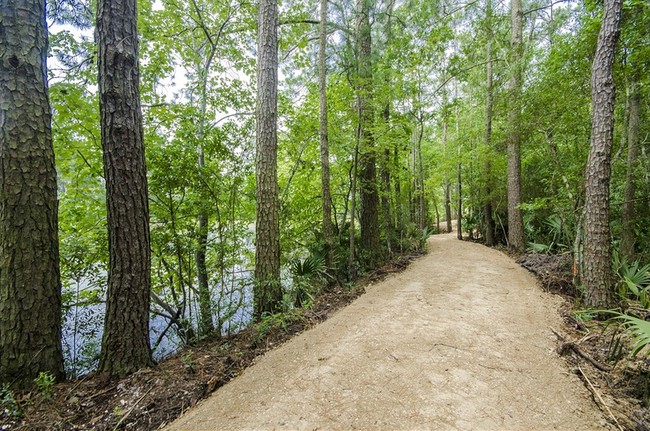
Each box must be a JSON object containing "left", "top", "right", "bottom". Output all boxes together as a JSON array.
[{"left": 62, "top": 270, "right": 254, "bottom": 377}]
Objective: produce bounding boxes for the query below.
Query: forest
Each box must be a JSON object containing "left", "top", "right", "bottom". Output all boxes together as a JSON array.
[{"left": 1, "top": 0, "right": 650, "bottom": 424}]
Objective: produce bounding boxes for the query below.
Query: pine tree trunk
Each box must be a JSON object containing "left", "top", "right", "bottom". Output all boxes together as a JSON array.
[
  {"left": 97, "top": 0, "right": 154, "bottom": 376},
  {"left": 380, "top": 0, "right": 394, "bottom": 256},
  {"left": 582, "top": 0, "right": 622, "bottom": 308},
  {"left": 319, "top": 0, "right": 334, "bottom": 268},
  {"left": 507, "top": 0, "right": 525, "bottom": 251},
  {"left": 254, "top": 0, "right": 281, "bottom": 319},
  {"left": 0, "top": 0, "right": 64, "bottom": 387},
  {"left": 620, "top": 74, "right": 640, "bottom": 261},
  {"left": 356, "top": 0, "right": 381, "bottom": 267}
]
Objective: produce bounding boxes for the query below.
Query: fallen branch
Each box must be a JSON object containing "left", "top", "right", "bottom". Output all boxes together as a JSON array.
[
  {"left": 577, "top": 366, "right": 623, "bottom": 431},
  {"left": 551, "top": 328, "right": 613, "bottom": 372},
  {"left": 112, "top": 386, "right": 153, "bottom": 431}
]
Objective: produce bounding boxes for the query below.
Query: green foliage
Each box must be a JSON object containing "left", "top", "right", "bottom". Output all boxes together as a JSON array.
[
  {"left": 614, "top": 255, "right": 650, "bottom": 307},
  {"left": 287, "top": 255, "right": 331, "bottom": 309},
  {"left": 605, "top": 312, "right": 650, "bottom": 357},
  {"left": 181, "top": 351, "right": 196, "bottom": 374},
  {"left": 253, "top": 310, "right": 304, "bottom": 343},
  {"left": 34, "top": 372, "right": 56, "bottom": 401},
  {"left": 525, "top": 214, "right": 571, "bottom": 254},
  {"left": 0, "top": 383, "right": 22, "bottom": 418}
]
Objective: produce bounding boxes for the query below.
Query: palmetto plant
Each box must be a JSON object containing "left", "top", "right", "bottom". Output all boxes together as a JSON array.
[
  {"left": 605, "top": 312, "right": 650, "bottom": 357},
  {"left": 614, "top": 254, "right": 650, "bottom": 307},
  {"left": 287, "top": 255, "right": 332, "bottom": 308}
]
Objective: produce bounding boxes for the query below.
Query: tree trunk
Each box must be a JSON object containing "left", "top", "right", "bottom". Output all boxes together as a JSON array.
[
  {"left": 456, "top": 104, "right": 462, "bottom": 241},
  {"left": 380, "top": 0, "right": 394, "bottom": 256},
  {"left": 444, "top": 181, "right": 452, "bottom": 232},
  {"left": 319, "top": 0, "right": 334, "bottom": 268},
  {"left": 483, "top": 0, "right": 495, "bottom": 246},
  {"left": 356, "top": 0, "right": 381, "bottom": 267},
  {"left": 394, "top": 145, "right": 403, "bottom": 249},
  {"left": 0, "top": 0, "right": 64, "bottom": 387},
  {"left": 97, "top": 0, "right": 154, "bottom": 376},
  {"left": 192, "top": 22, "right": 218, "bottom": 337},
  {"left": 620, "top": 73, "right": 640, "bottom": 261},
  {"left": 507, "top": 0, "right": 525, "bottom": 251},
  {"left": 254, "top": 0, "right": 281, "bottom": 320},
  {"left": 582, "top": 0, "right": 622, "bottom": 308},
  {"left": 417, "top": 121, "right": 426, "bottom": 230},
  {"left": 457, "top": 164, "right": 462, "bottom": 241},
  {"left": 195, "top": 211, "right": 214, "bottom": 335},
  {"left": 349, "top": 143, "right": 359, "bottom": 280},
  {"left": 442, "top": 119, "right": 452, "bottom": 233}
]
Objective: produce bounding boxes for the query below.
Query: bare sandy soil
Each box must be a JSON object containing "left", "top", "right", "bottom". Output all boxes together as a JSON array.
[{"left": 165, "top": 232, "right": 610, "bottom": 431}]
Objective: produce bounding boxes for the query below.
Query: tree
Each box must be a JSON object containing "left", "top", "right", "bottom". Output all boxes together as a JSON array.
[
  {"left": 506, "top": 0, "right": 525, "bottom": 251},
  {"left": 0, "top": 0, "right": 64, "bottom": 387},
  {"left": 620, "top": 71, "right": 640, "bottom": 261},
  {"left": 97, "top": 0, "right": 154, "bottom": 376},
  {"left": 356, "top": 0, "right": 381, "bottom": 267},
  {"left": 582, "top": 0, "right": 623, "bottom": 308},
  {"left": 319, "top": 0, "right": 334, "bottom": 268},
  {"left": 482, "top": 0, "right": 495, "bottom": 246},
  {"left": 254, "top": 0, "right": 281, "bottom": 319}
]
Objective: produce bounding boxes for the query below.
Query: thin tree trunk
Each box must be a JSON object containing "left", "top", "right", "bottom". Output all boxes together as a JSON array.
[
  {"left": 417, "top": 120, "right": 426, "bottom": 230},
  {"left": 444, "top": 181, "right": 452, "bottom": 232},
  {"left": 97, "top": 0, "right": 154, "bottom": 376},
  {"left": 442, "top": 120, "right": 452, "bottom": 233},
  {"left": 319, "top": 0, "right": 334, "bottom": 267},
  {"left": 457, "top": 163, "right": 462, "bottom": 241},
  {"left": 620, "top": 73, "right": 640, "bottom": 261},
  {"left": 394, "top": 145, "right": 403, "bottom": 249},
  {"left": 582, "top": 0, "right": 622, "bottom": 308},
  {"left": 483, "top": 0, "right": 495, "bottom": 246},
  {"left": 456, "top": 103, "right": 462, "bottom": 241},
  {"left": 0, "top": 0, "right": 64, "bottom": 387},
  {"left": 254, "top": 0, "right": 281, "bottom": 320},
  {"left": 507, "top": 0, "right": 525, "bottom": 251},
  {"left": 356, "top": 0, "right": 381, "bottom": 267},
  {"left": 349, "top": 141, "right": 359, "bottom": 280},
  {"left": 195, "top": 83, "right": 214, "bottom": 337}
]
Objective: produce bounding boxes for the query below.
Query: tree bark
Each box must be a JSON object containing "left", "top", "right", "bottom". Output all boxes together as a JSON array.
[
  {"left": 194, "top": 50, "right": 216, "bottom": 337},
  {"left": 380, "top": 0, "right": 395, "bottom": 256},
  {"left": 582, "top": 0, "right": 622, "bottom": 308},
  {"left": 620, "top": 73, "right": 640, "bottom": 261},
  {"left": 507, "top": 0, "right": 525, "bottom": 251},
  {"left": 254, "top": 0, "right": 281, "bottom": 320},
  {"left": 356, "top": 0, "right": 381, "bottom": 267},
  {"left": 456, "top": 104, "right": 462, "bottom": 241},
  {"left": 97, "top": 0, "right": 154, "bottom": 376},
  {"left": 0, "top": 0, "right": 64, "bottom": 387},
  {"left": 442, "top": 120, "right": 452, "bottom": 233},
  {"left": 195, "top": 211, "right": 214, "bottom": 335},
  {"left": 483, "top": 0, "right": 495, "bottom": 246},
  {"left": 319, "top": 0, "right": 334, "bottom": 268},
  {"left": 349, "top": 142, "right": 358, "bottom": 280}
]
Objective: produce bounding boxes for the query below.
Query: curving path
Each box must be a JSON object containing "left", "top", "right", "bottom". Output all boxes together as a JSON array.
[{"left": 165, "top": 231, "right": 609, "bottom": 431}]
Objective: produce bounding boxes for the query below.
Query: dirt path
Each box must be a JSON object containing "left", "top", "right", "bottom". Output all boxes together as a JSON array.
[{"left": 165, "top": 233, "right": 609, "bottom": 430}]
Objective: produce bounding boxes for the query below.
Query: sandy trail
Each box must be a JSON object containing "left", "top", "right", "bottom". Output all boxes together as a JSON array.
[{"left": 166, "top": 232, "right": 609, "bottom": 430}]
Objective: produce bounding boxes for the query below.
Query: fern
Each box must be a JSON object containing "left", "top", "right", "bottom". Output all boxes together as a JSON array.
[{"left": 605, "top": 311, "right": 650, "bottom": 357}]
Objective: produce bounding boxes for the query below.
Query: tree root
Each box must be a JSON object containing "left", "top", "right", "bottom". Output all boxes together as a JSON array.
[{"left": 551, "top": 328, "right": 613, "bottom": 372}]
